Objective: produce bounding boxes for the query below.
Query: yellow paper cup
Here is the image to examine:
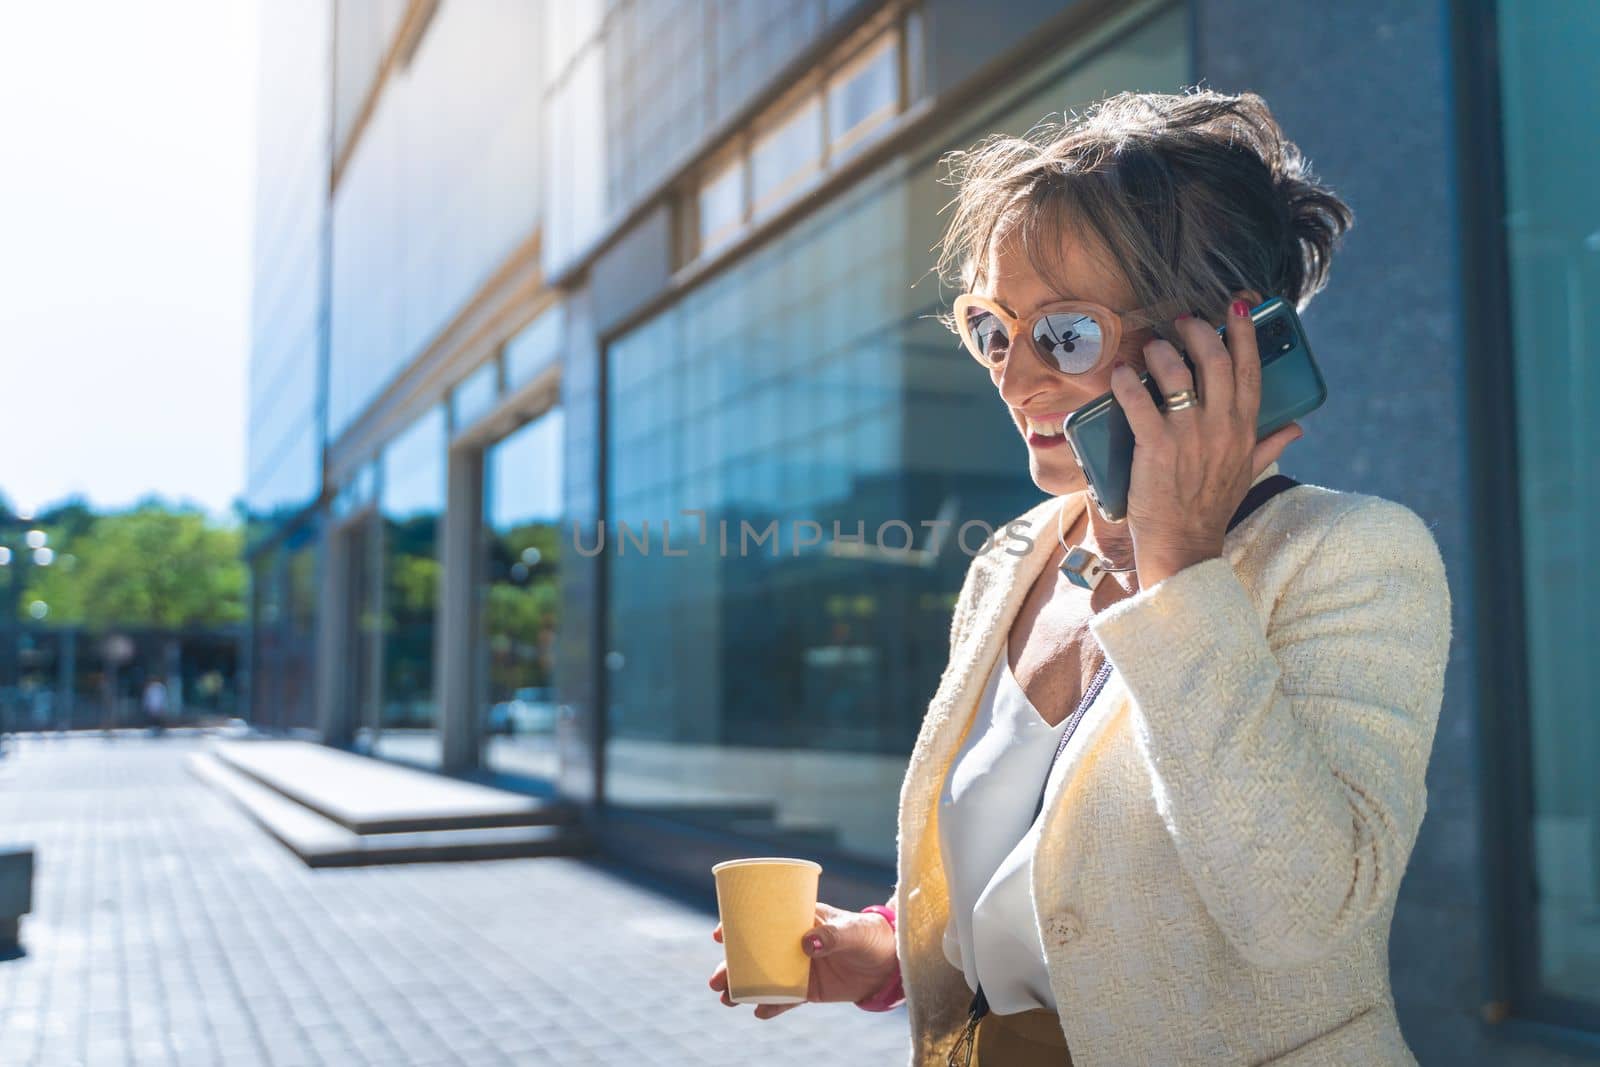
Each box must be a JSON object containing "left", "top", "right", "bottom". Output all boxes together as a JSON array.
[{"left": 711, "top": 857, "right": 823, "bottom": 1005}]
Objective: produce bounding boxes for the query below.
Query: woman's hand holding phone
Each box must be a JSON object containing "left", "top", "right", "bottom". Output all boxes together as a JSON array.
[{"left": 1107, "top": 299, "right": 1305, "bottom": 589}]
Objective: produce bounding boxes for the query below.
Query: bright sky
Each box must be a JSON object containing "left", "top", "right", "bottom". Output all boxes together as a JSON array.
[{"left": 0, "top": 0, "right": 258, "bottom": 521}]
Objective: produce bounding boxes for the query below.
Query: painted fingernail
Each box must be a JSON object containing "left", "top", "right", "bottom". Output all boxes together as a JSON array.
[
  {"left": 1175, "top": 312, "right": 1191, "bottom": 321},
  {"left": 808, "top": 936, "right": 822, "bottom": 951},
  {"left": 1231, "top": 299, "right": 1249, "bottom": 317}
]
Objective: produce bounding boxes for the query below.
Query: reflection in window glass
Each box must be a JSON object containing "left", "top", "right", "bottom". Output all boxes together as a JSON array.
[
  {"left": 481, "top": 408, "right": 565, "bottom": 787},
  {"left": 903, "top": 7, "right": 924, "bottom": 102},
  {"left": 698, "top": 157, "right": 745, "bottom": 255},
  {"left": 332, "top": 461, "right": 377, "bottom": 520},
  {"left": 246, "top": 530, "right": 316, "bottom": 734},
  {"left": 452, "top": 358, "right": 501, "bottom": 433},
  {"left": 375, "top": 407, "right": 446, "bottom": 767},
  {"left": 505, "top": 303, "right": 566, "bottom": 389},
  {"left": 604, "top": 5, "right": 1187, "bottom": 868},
  {"left": 1497, "top": 0, "right": 1600, "bottom": 1005},
  {"left": 826, "top": 35, "right": 898, "bottom": 158},
  {"left": 283, "top": 540, "right": 318, "bottom": 732},
  {"left": 346, "top": 511, "right": 383, "bottom": 749},
  {"left": 250, "top": 1, "right": 328, "bottom": 526},
  {"left": 750, "top": 96, "right": 822, "bottom": 215},
  {"left": 249, "top": 549, "right": 281, "bottom": 729}
]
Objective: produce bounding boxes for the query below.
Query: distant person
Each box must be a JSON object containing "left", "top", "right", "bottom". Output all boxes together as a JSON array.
[
  {"left": 142, "top": 678, "right": 168, "bottom": 736},
  {"left": 706, "top": 88, "right": 1451, "bottom": 1065}
]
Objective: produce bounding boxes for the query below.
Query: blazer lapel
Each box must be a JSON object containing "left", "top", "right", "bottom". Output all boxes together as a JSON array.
[
  {"left": 899, "top": 490, "right": 1085, "bottom": 868},
  {"left": 1031, "top": 460, "right": 1284, "bottom": 832},
  {"left": 900, "top": 461, "right": 1284, "bottom": 874},
  {"left": 895, "top": 465, "right": 1287, "bottom": 1049}
]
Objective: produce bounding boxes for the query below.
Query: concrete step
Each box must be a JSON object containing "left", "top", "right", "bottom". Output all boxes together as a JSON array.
[
  {"left": 187, "top": 753, "right": 590, "bottom": 868},
  {"left": 209, "top": 739, "right": 579, "bottom": 834}
]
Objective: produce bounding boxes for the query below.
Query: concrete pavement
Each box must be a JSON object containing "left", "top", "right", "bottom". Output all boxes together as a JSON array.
[{"left": 0, "top": 734, "right": 909, "bottom": 1066}]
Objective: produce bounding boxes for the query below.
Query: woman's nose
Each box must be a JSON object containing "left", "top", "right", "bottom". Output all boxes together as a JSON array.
[
  {"left": 992, "top": 350, "right": 1120, "bottom": 415},
  {"left": 996, "top": 349, "right": 1096, "bottom": 410},
  {"left": 995, "top": 349, "right": 1050, "bottom": 406}
]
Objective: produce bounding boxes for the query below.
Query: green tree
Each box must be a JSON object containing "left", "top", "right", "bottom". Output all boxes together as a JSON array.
[
  {"left": 483, "top": 520, "right": 561, "bottom": 693},
  {"left": 36, "top": 495, "right": 96, "bottom": 543},
  {"left": 21, "top": 497, "right": 247, "bottom": 627}
]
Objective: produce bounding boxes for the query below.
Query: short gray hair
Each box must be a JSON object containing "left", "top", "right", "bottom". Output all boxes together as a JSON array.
[{"left": 932, "top": 88, "right": 1354, "bottom": 340}]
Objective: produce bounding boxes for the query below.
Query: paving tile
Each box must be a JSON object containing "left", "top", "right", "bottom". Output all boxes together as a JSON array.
[{"left": 0, "top": 735, "right": 910, "bottom": 1067}]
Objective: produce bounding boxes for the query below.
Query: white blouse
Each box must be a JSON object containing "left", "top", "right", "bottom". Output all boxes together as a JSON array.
[{"left": 937, "top": 646, "right": 1082, "bottom": 1015}]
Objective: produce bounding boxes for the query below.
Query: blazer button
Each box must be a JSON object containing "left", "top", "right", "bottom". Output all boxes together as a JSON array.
[{"left": 1047, "top": 910, "right": 1083, "bottom": 945}]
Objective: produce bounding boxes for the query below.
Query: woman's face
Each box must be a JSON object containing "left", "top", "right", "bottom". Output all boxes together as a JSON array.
[{"left": 973, "top": 226, "right": 1159, "bottom": 497}]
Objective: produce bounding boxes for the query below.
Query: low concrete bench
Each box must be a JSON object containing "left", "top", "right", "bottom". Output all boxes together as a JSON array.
[{"left": 0, "top": 846, "right": 33, "bottom": 951}]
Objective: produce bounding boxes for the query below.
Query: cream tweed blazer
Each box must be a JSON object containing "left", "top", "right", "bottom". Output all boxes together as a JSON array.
[{"left": 891, "top": 462, "right": 1452, "bottom": 1066}]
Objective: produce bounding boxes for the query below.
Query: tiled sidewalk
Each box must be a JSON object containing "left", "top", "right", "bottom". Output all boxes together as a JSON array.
[{"left": 0, "top": 735, "right": 909, "bottom": 1067}]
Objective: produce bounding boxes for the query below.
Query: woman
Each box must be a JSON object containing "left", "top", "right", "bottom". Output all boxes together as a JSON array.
[{"left": 708, "top": 88, "right": 1451, "bottom": 1066}]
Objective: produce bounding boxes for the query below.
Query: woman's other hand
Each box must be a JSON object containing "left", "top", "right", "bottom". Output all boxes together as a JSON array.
[{"left": 707, "top": 901, "right": 898, "bottom": 1020}]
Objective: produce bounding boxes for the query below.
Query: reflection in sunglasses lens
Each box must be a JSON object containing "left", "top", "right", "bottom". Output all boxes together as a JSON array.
[
  {"left": 1033, "top": 312, "right": 1103, "bottom": 373},
  {"left": 967, "top": 309, "right": 1009, "bottom": 362}
]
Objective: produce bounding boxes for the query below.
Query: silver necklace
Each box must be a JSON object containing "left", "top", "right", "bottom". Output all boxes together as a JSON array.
[{"left": 1057, "top": 498, "right": 1137, "bottom": 591}]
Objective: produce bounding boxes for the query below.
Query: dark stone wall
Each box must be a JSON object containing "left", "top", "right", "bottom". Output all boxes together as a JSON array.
[{"left": 1194, "top": 2, "right": 1586, "bottom": 1062}]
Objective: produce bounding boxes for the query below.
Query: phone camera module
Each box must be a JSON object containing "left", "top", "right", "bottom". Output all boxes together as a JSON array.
[{"left": 1262, "top": 316, "right": 1294, "bottom": 353}]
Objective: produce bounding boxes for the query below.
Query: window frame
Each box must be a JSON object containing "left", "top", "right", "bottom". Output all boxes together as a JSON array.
[
  {"left": 680, "top": 4, "right": 922, "bottom": 269},
  {"left": 748, "top": 89, "right": 826, "bottom": 220},
  {"left": 696, "top": 147, "right": 750, "bottom": 256},
  {"left": 823, "top": 26, "right": 902, "bottom": 161},
  {"left": 1452, "top": 0, "right": 1600, "bottom": 1049}
]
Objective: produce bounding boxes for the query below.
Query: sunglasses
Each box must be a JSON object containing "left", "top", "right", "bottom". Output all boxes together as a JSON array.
[{"left": 952, "top": 293, "right": 1174, "bottom": 376}]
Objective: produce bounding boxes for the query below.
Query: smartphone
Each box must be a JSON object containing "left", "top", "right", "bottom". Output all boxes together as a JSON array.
[{"left": 1062, "top": 296, "right": 1326, "bottom": 523}]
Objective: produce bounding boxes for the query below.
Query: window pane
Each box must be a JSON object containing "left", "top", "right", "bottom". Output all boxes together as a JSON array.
[
  {"left": 827, "top": 35, "right": 898, "bottom": 157},
  {"left": 1498, "top": 0, "right": 1600, "bottom": 1005},
  {"left": 749, "top": 95, "right": 822, "bottom": 215},
  {"left": 250, "top": 548, "right": 281, "bottom": 728},
  {"left": 505, "top": 303, "right": 566, "bottom": 388},
  {"left": 332, "top": 461, "right": 375, "bottom": 519},
  {"left": 698, "top": 158, "right": 745, "bottom": 254},
  {"left": 282, "top": 539, "right": 318, "bottom": 733},
  {"left": 375, "top": 406, "right": 447, "bottom": 768},
  {"left": 451, "top": 358, "right": 501, "bottom": 432},
  {"left": 482, "top": 407, "right": 565, "bottom": 785}
]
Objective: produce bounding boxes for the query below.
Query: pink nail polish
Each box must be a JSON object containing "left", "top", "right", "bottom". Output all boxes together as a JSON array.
[{"left": 1232, "top": 299, "right": 1248, "bottom": 317}]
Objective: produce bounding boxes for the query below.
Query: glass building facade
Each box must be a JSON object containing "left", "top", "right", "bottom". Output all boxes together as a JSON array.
[
  {"left": 243, "top": 1, "right": 1599, "bottom": 1058},
  {"left": 243, "top": 0, "right": 330, "bottom": 730},
  {"left": 603, "top": 8, "right": 1186, "bottom": 867}
]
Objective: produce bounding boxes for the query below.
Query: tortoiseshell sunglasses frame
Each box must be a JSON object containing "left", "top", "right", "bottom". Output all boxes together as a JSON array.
[{"left": 951, "top": 292, "right": 1175, "bottom": 377}]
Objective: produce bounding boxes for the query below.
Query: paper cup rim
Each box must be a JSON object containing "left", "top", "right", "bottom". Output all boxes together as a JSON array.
[{"left": 711, "top": 857, "right": 823, "bottom": 875}]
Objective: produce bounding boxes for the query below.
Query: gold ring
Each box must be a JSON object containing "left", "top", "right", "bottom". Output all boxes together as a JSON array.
[{"left": 1164, "top": 388, "right": 1198, "bottom": 412}]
